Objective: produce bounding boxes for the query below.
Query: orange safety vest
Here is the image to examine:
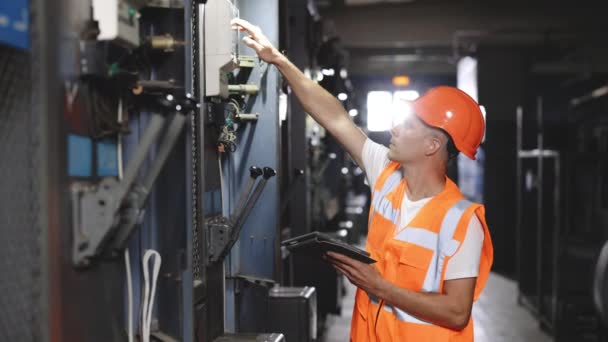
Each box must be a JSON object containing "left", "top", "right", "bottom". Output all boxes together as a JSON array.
[{"left": 351, "top": 161, "right": 494, "bottom": 341}]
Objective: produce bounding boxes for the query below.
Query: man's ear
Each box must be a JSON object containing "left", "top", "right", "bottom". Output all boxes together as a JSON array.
[{"left": 425, "top": 134, "right": 443, "bottom": 156}]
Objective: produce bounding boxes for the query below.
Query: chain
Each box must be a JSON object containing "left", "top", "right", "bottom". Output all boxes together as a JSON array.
[{"left": 191, "top": 0, "right": 201, "bottom": 281}]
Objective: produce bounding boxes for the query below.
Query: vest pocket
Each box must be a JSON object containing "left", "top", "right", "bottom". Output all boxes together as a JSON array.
[
  {"left": 391, "top": 242, "right": 434, "bottom": 291},
  {"left": 354, "top": 288, "right": 369, "bottom": 320},
  {"left": 350, "top": 289, "right": 369, "bottom": 341}
]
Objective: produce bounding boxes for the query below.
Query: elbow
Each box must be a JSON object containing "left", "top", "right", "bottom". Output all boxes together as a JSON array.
[
  {"left": 443, "top": 306, "right": 471, "bottom": 331},
  {"left": 448, "top": 311, "right": 471, "bottom": 331}
]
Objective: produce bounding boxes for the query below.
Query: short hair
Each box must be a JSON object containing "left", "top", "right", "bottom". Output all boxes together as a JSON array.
[
  {"left": 435, "top": 128, "right": 459, "bottom": 161},
  {"left": 446, "top": 137, "right": 459, "bottom": 161},
  {"left": 419, "top": 117, "right": 460, "bottom": 161}
]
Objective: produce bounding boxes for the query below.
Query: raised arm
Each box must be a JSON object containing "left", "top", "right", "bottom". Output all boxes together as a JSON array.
[{"left": 231, "top": 18, "right": 368, "bottom": 169}]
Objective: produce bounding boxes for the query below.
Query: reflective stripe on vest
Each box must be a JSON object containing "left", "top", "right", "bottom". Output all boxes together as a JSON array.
[
  {"left": 395, "top": 199, "right": 473, "bottom": 293},
  {"left": 366, "top": 199, "right": 474, "bottom": 325},
  {"left": 370, "top": 171, "right": 404, "bottom": 223},
  {"left": 371, "top": 191, "right": 400, "bottom": 223},
  {"left": 380, "top": 171, "right": 403, "bottom": 196}
]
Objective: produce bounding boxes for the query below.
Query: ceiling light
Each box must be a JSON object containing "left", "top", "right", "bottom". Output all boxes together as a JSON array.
[{"left": 321, "top": 68, "right": 335, "bottom": 76}]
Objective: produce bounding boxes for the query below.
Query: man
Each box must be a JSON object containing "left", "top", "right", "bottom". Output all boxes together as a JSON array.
[{"left": 232, "top": 18, "right": 493, "bottom": 341}]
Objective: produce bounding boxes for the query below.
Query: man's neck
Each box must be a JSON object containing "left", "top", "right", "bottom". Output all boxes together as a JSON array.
[{"left": 401, "top": 162, "right": 446, "bottom": 201}]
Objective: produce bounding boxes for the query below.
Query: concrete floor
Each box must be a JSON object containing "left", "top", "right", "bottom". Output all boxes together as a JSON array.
[{"left": 321, "top": 272, "right": 552, "bottom": 342}]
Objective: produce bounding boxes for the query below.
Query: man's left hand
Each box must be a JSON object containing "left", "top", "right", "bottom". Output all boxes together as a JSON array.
[{"left": 326, "top": 252, "right": 387, "bottom": 297}]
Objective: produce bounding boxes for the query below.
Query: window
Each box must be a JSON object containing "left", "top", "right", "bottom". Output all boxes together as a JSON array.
[{"left": 367, "top": 90, "right": 419, "bottom": 132}]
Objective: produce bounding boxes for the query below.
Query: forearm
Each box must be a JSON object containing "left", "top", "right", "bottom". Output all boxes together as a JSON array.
[
  {"left": 376, "top": 280, "right": 471, "bottom": 331},
  {"left": 233, "top": 17, "right": 366, "bottom": 166},
  {"left": 273, "top": 54, "right": 349, "bottom": 132}
]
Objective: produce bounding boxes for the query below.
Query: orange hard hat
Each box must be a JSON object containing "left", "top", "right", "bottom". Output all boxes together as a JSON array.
[{"left": 412, "top": 86, "right": 485, "bottom": 160}]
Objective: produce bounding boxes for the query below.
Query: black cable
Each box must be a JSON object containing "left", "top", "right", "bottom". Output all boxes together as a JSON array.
[
  {"left": 374, "top": 299, "right": 384, "bottom": 332},
  {"left": 84, "top": 78, "right": 125, "bottom": 139}
]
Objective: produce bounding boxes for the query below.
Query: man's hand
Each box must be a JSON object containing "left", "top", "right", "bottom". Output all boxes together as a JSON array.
[
  {"left": 326, "top": 252, "right": 388, "bottom": 297},
  {"left": 231, "top": 18, "right": 283, "bottom": 64},
  {"left": 327, "top": 251, "right": 476, "bottom": 330}
]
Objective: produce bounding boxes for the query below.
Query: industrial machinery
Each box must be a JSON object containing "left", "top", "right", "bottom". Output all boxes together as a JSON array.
[
  {"left": 205, "top": 166, "right": 276, "bottom": 264},
  {"left": 92, "top": 0, "right": 143, "bottom": 47},
  {"left": 1, "top": 0, "right": 328, "bottom": 341},
  {"left": 515, "top": 100, "right": 561, "bottom": 333},
  {"left": 71, "top": 94, "right": 198, "bottom": 267},
  {"left": 516, "top": 82, "right": 608, "bottom": 341},
  {"left": 268, "top": 286, "right": 318, "bottom": 342}
]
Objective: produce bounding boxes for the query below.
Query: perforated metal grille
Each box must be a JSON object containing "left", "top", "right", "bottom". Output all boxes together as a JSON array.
[{"left": 0, "top": 44, "right": 39, "bottom": 341}]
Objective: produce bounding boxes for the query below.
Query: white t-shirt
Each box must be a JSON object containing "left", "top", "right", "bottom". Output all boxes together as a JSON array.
[{"left": 362, "top": 139, "right": 484, "bottom": 280}]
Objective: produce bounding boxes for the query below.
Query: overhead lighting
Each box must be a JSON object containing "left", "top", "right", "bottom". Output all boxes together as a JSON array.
[
  {"left": 348, "top": 109, "right": 359, "bottom": 117},
  {"left": 321, "top": 68, "right": 335, "bottom": 76},
  {"left": 339, "top": 221, "right": 354, "bottom": 229},
  {"left": 279, "top": 94, "right": 288, "bottom": 122},
  {"left": 367, "top": 91, "right": 393, "bottom": 132},
  {"left": 479, "top": 105, "right": 487, "bottom": 143},
  {"left": 315, "top": 70, "right": 324, "bottom": 82},
  {"left": 344, "top": 79, "right": 353, "bottom": 90},
  {"left": 340, "top": 68, "right": 348, "bottom": 79},
  {"left": 392, "top": 75, "right": 411, "bottom": 87},
  {"left": 394, "top": 90, "right": 419, "bottom": 101},
  {"left": 338, "top": 93, "right": 348, "bottom": 101}
]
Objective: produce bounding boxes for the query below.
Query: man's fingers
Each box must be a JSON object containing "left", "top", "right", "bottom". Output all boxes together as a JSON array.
[
  {"left": 330, "top": 259, "right": 357, "bottom": 277},
  {"left": 230, "top": 18, "right": 251, "bottom": 29},
  {"left": 332, "top": 263, "right": 350, "bottom": 277},
  {"left": 332, "top": 263, "right": 361, "bottom": 287},
  {"left": 327, "top": 252, "right": 361, "bottom": 267},
  {"left": 327, "top": 252, "right": 348, "bottom": 262},
  {"left": 231, "top": 18, "right": 259, "bottom": 38},
  {"left": 242, "top": 36, "right": 264, "bottom": 52}
]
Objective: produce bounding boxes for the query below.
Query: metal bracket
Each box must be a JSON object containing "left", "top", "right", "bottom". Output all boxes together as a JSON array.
[
  {"left": 206, "top": 166, "right": 276, "bottom": 264},
  {"left": 71, "top": 179, "right": 123, "bottom": 267},
  {"left": 235, "top": 113, "right": 259, "bottom": 122},
  {"left": 231, "top": 274, "right": 276, "bottom": 289},
  {"left": 228, "top": 84, "right": 259, "bottom": 95},
  {"left": 238, "top": 55, "right": 257, "bottom": 68},
  {"left": 71, "top": 94, "right": 199, "bottom": 267},
  {"left": 206, "top": 215, "right": 233, "bottom": 263}
]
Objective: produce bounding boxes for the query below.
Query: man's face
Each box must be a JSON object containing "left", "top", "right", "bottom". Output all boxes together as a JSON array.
[{"left": 388, "top": 113, "right": 433, "bottom": 164}]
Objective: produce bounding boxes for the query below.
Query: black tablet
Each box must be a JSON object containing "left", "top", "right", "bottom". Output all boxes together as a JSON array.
[{"left": 282, "top": 231, "right": 376, "bottom": 264}]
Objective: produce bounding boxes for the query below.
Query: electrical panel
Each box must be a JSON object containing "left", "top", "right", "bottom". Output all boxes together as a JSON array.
[
  {"left": 92, "top": 0, "right": 141, "bottom": 47},
  {"left": 201, "top": 0, "right": 239, "bottom": 98},
  {"left": 0, "top": 1, "right": 29, "bottom": 49}
]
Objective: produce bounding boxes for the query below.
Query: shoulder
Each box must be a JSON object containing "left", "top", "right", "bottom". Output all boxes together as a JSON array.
[
  {"left": 362, "top": 139, "right": 392, "bottom": 189},
  {"left": 467, "top": 213, "right": 484, "bottom": 242}
]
